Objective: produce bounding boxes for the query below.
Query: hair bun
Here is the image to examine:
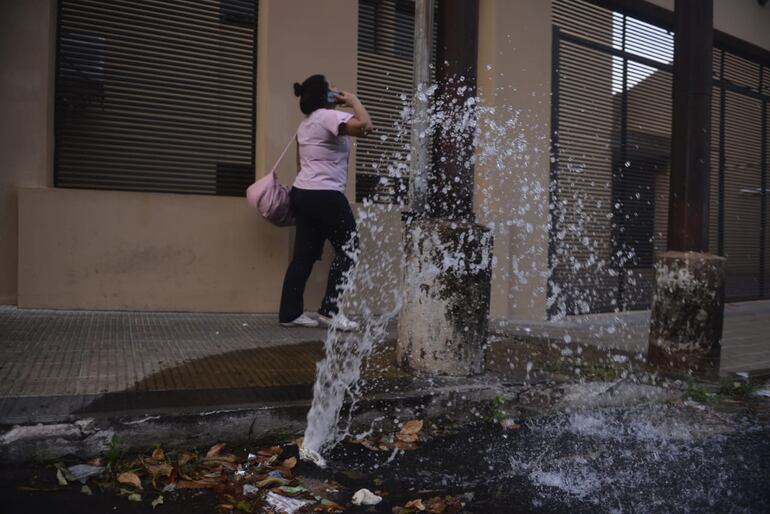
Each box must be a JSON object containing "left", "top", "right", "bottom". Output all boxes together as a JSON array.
[{"left": 293, "top": 82, "right": 303, "bottom": 97}]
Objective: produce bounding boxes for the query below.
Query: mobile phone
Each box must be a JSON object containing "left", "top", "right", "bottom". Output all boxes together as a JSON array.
[{"left": 327, "top": 90, "right": 340, "bottom": 104}]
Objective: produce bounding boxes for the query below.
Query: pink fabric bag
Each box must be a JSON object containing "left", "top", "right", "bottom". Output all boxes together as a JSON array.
[{"left": 246, "top": 133, "right": 296, "bottom": 227}]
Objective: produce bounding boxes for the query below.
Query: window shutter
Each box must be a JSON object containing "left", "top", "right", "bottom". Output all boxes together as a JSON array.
[{"left": 55, "top": 0, "right": 257, "bottom": 196}]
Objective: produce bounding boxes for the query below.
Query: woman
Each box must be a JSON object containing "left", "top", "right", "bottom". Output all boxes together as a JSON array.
[{"left": 278, "top": 74, "right": 373, "bottom": 331}]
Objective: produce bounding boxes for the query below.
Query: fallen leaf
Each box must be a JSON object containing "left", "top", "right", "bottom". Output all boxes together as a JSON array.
[
  {"left": 176, "top": 479, "right": 221, "bottom": 489},
  {"left": 127, "top": 493, "right": 142, "bottom": 502},
  {"left": 235, "top": 499, "right": 254, "bottom": 513},
  {"left": 400, "top": 420, "right": 423, "bottom": 435},
  {"left": 151, "top": 448, "right": 166, "bottom": 462},
  {"left": 257, "top": 446, "right": 283, "bottom": 457},
  {"left": 425, "top": 496, "right": 447, "bottom": 513},
  {"left": 177, "top": 452, "right": 196, "bottom": 466},
  {"left": 254, "top": 476, "right": 289, "bottom": 488},
  {"left": 396, "top": 432, "right": 419, "bottom": 443},
  {"left": 406, "top": 498, "right": 426, "bottom": 511},
  {"left": 206, "top": 442, "right": 226, "bottom": 458},
  {"left": 118, "top": 471, "right": 143, "bottom": 490},
  {"left": 80, "top": 485, "right": 93, "bottom": 496},
  {"left": 87, "top": 457, "right": 106, "bottom": 467},
  {"left": 152, "top": 495, "right": 164, "bottom": 508},
  {"left": 217, "top": 505, "right": 235, "bottom": 511},
  {"left": 144, "top": 462, "right": 173, "bottom": 487},
  {"left": 281, "top": 456, "right": 297, "bottom": 469},
  {"left": 393, "top": 440, "right": 417, "bottom": 451}
]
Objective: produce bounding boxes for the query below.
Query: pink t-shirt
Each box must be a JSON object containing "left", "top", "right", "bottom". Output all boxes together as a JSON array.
[{"left": 293, "top": 108, "right": 354, "bottom": 193}]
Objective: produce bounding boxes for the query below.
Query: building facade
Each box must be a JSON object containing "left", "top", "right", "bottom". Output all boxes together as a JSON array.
[{"left": 1, "top": 0, "right": 769, "bottom": 321}]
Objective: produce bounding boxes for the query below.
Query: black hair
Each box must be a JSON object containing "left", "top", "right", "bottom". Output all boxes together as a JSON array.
[{"left": 293, "top": 74, "right": 329, "bottom": 115}]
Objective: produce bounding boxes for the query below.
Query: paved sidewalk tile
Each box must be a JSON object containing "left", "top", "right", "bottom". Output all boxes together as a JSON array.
[{"left": 0, "top": 306, "right": 329, "bottom": 399}]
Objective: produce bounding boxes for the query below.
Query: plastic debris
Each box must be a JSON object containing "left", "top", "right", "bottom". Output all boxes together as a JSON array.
[
  {"left": 352, "top": 488, "right": 383, "bottom": 506},
  {"left": 500, "top": 418, "right": 521, "bottom": 430},
  {"left": 279, "top": 485, "right": 307, "bottom": 494},
  {"left": 56, "top": 468, "right": 68, "bottom": 486},
  {"left": 67, "top": 464, "right": 105, "bottom": 483},
  {"left": 299, "top": 445, "right": 327, "bottom": 468},
  {"left": 265, "top": 491, "right": 312, "bottom": 514},
  {"left": 243, "top": 484, "right": 259, "bottom": 496},
  {"left": 268, "top": 470, "right": 284, "bottom": 478},
  {"left": 754, "top": 388, "right": 770, "bottom": 398}
]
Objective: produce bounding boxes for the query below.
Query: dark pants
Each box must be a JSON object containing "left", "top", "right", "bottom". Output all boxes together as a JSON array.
[{"left": 278, "top": 187, "right": 359, "bottom": 323}]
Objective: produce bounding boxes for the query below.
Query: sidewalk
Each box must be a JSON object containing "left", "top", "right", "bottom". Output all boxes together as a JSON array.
[
  {"left": 496, "top": 299, "right": 770, "bottom": 376},
  {"left": 1, "top": 302, "right": 769, "bottom": 426}
]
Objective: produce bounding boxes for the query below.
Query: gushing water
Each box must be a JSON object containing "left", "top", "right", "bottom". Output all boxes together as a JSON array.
[{"left": 301, "top": 75, "right": 537, "bottom": 459}]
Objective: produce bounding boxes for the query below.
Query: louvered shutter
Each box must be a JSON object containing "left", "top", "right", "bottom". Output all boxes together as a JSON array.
[
  {"left": 55, "top": 0, "right": 257, "bottom": 196},
  {"left": 551, "top": 0, "right": 673, "bottom": 314}
]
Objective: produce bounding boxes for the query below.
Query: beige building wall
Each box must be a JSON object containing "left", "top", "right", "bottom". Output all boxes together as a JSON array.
[
  {"left": 647, "top": 0, "right": 770, "bottom": 51},
  {"left": 476, "top": 0, "right": 553, "bottom": 321},
  {"left": 0, "top": 0, "right": 56, "bottom": 305},
  {"left": 13, "top": 0, "right": 359, "bottom": 312},
  {"left": 4, "top": 0, "right": 768, "bottom": 316}
]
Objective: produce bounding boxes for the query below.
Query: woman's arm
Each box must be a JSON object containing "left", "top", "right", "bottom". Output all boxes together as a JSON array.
[{"left": 335, "top": 91, "right": 373, "bottom": 137}]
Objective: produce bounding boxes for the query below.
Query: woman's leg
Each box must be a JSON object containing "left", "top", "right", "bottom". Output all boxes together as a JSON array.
[
  {"left": 278, "top": 191, "right": 326, "bottom": 323},
  {"left": 319, "top": 193, "right": 359, "bottom": 317}
]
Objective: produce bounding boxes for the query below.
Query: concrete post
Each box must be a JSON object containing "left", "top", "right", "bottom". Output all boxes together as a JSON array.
[
  {"left": 408, "top": 0, "right": 433, "bottom": 215},
  {"left": 647, "top": 0, "right": 725, "bottom": 377},
  {"left": 397, "top": 0, "right": 492, "bottom": 376}
]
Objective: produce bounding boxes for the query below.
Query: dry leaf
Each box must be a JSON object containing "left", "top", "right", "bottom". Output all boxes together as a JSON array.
[
  {"left": 406, "top": 498, "right": 426, "bottom": 511},
  {"left": 282, "top": 457, "right": 297, "bottom": 469},
  {"left": 176, "top": 478, "right": 221, "bottom": 489},
  {"left": 425, "top": 496, "right": 448, "bottom": 513},
  {"left": 400, "top": 420, "right": 423, "bottom": 435},
  {"left": 87, "top": 457, "right": 106, "bottom": 467},
  {"left": 206, "top": 443, "right": 226, "bottom": 458},
  {"left": 117, "top": 471, "right": 143, "bottom": 490},
  {"left": 151, "top": 448, "right": 166, "bottom": 462},
  {"left": 393, "top": 440, "right": 418, "bottom": 451},
  {"left": 257, "top": 446, "right": 283, "bottom": 457},
  {"left": 145, "top": 463, "right": 173, "bottom": 480},
  {"left": 177, "top": 452, "right": 196, "bottom": 466},
  {"left": 396, "top": 432, "right": 418, "bottom": 443}
]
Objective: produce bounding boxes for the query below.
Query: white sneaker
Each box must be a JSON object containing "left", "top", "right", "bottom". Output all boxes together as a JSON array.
[
  {"left": 318, "top": 313, "right": 360, "bottom": 332},
  {"left": 280, "top": 313, "right": 319, "bottom": 328}
]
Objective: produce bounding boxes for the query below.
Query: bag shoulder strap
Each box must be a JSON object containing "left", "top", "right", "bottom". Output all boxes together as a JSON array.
[{"left": 269, "top": 131, "right": 298, "bottom": 176}]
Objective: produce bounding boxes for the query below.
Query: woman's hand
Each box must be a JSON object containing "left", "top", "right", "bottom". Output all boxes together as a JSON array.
[{"left": 335, "top": 90, "right": 360, "bottom": 108}]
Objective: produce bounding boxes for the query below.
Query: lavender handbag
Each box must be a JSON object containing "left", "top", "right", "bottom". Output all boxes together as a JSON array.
[{"left": 246, "top": 133, "right": 296, "bottom": 227}]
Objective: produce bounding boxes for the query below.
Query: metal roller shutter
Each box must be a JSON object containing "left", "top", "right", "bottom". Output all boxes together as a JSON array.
[{"left": 55, "top": 0, "right": 257, "bottom": 196}]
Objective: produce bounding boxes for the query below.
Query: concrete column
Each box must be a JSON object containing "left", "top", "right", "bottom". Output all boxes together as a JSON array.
[
  {"left": 397, "top": 0, "right": 492, "bottom": 376},
  {"left": 397, "top": 219, "right": 492, "bottom": 375},
  {"left": 648, "top": 252, "right": 725, "bottom": 378},
  {"left": 647, "top": 0, "right": 725, "bottom": 376}
]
